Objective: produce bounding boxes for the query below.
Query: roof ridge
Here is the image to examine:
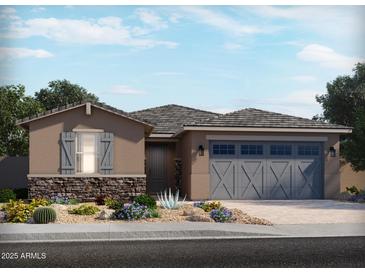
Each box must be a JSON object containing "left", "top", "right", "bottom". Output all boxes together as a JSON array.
[{"left": 129, "top": 104, "right": 220, "bottom": 115}]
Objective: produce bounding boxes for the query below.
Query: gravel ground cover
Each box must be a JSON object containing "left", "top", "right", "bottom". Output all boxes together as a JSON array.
[{"left": 49, "top": 203, "right": 272, "bottom": 225}]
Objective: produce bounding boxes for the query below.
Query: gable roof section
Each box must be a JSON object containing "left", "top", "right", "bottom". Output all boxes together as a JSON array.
[
  {"left": 181, "top": 108, "right": 351, "bottom": 132},
  {"left": 129, "top": 104, "right": 220, "bottom": 134},
  {"left": 17, "top": 101, "right": 154, "bottom": 131}
]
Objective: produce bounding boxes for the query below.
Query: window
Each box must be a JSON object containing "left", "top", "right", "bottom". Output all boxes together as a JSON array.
[
  {"left": 212, "top": 144, "right": 235, "bottom": 155},
  {"left": 241, "top": 145, "right": 263, "bottom": 155},
  {"left": 270, "top": 144, "right": 292, "bottom": 155},
  {"left": 76, "top": 133, "right": 98, "bottom": 174},
  {"left": 298, "top": 145, "right": 320, "bottom": 156}
]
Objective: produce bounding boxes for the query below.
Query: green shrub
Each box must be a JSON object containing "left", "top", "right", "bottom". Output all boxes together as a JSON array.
[
  {"left": 68, "top": 198, "right": 80, "bottom": 205},
  {"left": 134, "top": 194, "right": 156, "bottom": 209},
  {"left": 14, "top": 188, "right": 28, "bottom": 199},
  {"left": 3, "top": 198, "right": 52, "bottom": 223},
  {"left": 69, "top": 204, "right": 100, "bottom": 215},
  {"left": 105, "top": 198, "right": 123, "bottom": 210},
  {"left": 148, "top": 209, "right": 160, "bottom": 218},
  {"left": 346, "top": 186, "right": 360, "bottom": 195},
  {"left": 0, "top": 188, "right": 16, "bottom": 203},
  {"left": 33, "top": 207, "right": 56, "bottom": 224}
]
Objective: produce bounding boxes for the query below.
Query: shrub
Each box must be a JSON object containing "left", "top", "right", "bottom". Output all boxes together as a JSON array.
[
  {"left": 69, "top": 204, "right": 100, "bottom": 215},
  {"left": 105, "top": 198, "right": 123, "bottom": 210},
  {"left": 95, "top": 195, "right": 106, "bottom": 206},
  {"left": 198, "top": 201, "right": 222, "bottom": 212},
  {"left": 51, "top": 195, "right": 79, "bottom": 205},
  {"left": 68, "top": 198, "right": 80, "bottom": 205},
  {"left": 193, "top": 201, "right": 205, "bottom": 208},
  {"left": 157, "top": 189, "right": 186, "bottom": 209},
  {"left": 114, "top": 203, "right": 149, "bottom": 220},
  {"left": 2, "top": 199, "right": 51, "bottom": 223},
  {"left": 346, "top": 186, "right": 360, "bottom": 195},
  {"left": 14, "top": 188, "right": 28, "bottom": 199},
  {"left": 134, "top": 194, "right": 156, "bottom": 209},
  {"left": 210, "top": 207, "right": 232, "bottom": 223},
  {"left": 0, "top": 188, "right": 16, "bottom": 203},
  {"left": 33, "top": 207, "right": 56, "bottom": 224},
  {"left": 148, "top": 209, "right": 160, "bottom": 218}
]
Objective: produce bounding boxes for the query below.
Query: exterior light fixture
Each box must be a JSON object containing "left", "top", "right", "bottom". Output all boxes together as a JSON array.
[
  {"left": 329, "top": 146, "right": 336, "bottom": 157},
  {"left": 198, "top": 145, "right": 204, "bottom": 156}
]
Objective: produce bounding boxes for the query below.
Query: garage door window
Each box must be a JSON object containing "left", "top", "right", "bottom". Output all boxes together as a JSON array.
[
  {"left": 298, "top": 145, "right": 319, "bottom": 156},
  {"left": 241, "top": 145, "right": 263, "bottom": 155},
  {"left": 213, "top": 144, "right": 235, "bottom": 155},
  {"left": 270, "top": 144, "right": 292, "bottom": 155}
]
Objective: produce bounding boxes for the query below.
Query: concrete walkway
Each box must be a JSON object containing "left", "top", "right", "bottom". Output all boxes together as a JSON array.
[
  {"left": 1, "top": 222, "right": 365, "bottom": 242},
  {"left": 222, "top": 200, "right": 365, "bottom": 224}
]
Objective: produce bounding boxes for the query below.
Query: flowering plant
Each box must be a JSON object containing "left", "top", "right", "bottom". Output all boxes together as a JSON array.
[
  {"left": 114, "top": 203, "right": 150, "bottom": 220},
  {"left": 193, "top": 201, "right": 205, "bottom": 208},
  {"left": 210, "top": 207, "right": 232, "bottom": 223}
]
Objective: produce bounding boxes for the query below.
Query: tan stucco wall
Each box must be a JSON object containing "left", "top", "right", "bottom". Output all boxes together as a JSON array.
[
  {"left": 29, "top": 105, "right": 146, "bottom": 175},
  {"left": 180, "top": 131, "right": 341, "bottom": 200},
  {"left": 340, "top": 161, "right": 365, "bottom": 191}
]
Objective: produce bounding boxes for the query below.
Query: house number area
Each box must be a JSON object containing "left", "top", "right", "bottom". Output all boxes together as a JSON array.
[{"left": 1, "top": 252, "right": 47, "bottom": 260}]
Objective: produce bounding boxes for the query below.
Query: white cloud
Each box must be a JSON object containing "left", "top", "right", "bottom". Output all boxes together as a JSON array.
[
  {"left": 297, "top": 44, "right": 363, "bottom": 70},
  {"left": 223, "top": 42, "right": 242, "bottom": 50},
  {"left": 181, "top": 6, "right": 264, "bottom": 37},
  {"left": 109, "top": 85, "right": 145, "bottom": 95},
  {"left": 0, "top": 47, "right": 53, "bottom": 59},
  {"left": 0, "top": 6, "right": 19, "bottom": 20},
  {"left": 290, "top": 75, "right": 316, "bottom": 82},
  {"left": 31, "top": 7, "right": 46, "bottom": 13},
  {"left": 0, "top": 7, "right": 16, "bottom": 14},
  {"left": 136, "top": 9, "right": 168, "bottom": 30},
  {"left": 169, "top": 13, "right": 182, "bottom": 23},
  {"left": 1, "top": 14, "right": 177, "bottom": 49}
]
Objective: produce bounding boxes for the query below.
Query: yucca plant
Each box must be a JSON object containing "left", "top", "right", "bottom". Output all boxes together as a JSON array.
[
  {"left": 33, "top": 207, "right": 57, "bottom": 224},
  {"left": 157, "top": 188, "right": 186, "bottom": 209}
]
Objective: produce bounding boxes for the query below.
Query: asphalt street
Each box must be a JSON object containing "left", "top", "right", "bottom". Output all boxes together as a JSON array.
[{"left": 1, "top": 237, "right": 365, "bottom": 267}]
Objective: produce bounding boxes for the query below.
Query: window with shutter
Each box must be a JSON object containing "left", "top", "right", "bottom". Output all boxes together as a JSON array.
[
  {"left": 99, "top": 132, "right": 114, "bottom": 174},
  {"left": 60, "top": 132, "right": 76, "bottom": 174}
]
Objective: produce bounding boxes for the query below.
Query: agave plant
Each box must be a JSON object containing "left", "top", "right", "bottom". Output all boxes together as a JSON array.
[{"left": 157, "top": 188, "right": 186, "bottom": 209}]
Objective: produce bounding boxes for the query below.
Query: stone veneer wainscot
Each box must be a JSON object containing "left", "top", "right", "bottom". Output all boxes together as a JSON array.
[{"left": 28, "top": 175, "right": 146, "bottom": 202}]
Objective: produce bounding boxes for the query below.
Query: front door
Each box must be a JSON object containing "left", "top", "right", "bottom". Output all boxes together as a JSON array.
[{"left": 146, "top": 143, "right": 168, "bottom": 193}]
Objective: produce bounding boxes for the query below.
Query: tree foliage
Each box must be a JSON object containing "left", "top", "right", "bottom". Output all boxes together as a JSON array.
[
  {"left": 0, "top": 80, "right": 99, "bottom": 156},
  {"left": 34, "top": 79, "right": 98, "bottom": 110},
  {"left": 315, "top": 63, "right": 365, "bottom": 171},
  {"left": 0, "top": 85, "right": 44, "bottom": 156}
]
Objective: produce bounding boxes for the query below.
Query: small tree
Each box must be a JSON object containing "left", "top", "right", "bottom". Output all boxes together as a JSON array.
[
  {"left": 34, "top": 79, "right": 98, "bottom": 110},
  {"left": 315, "top": 63, "right": 365, "bottom": 171},
  {"left": 0, "top": 85, "right": 44, "bottom": 156}
]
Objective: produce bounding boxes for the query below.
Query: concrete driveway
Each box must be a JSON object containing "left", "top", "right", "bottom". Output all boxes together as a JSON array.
[{"left": 222, "top": 200, "right": 365, "bottom": 224}]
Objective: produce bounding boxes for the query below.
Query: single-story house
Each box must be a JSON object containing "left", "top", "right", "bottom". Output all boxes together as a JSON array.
[{"left": 17, "top": 101, "right": 352, "bottom": 201}]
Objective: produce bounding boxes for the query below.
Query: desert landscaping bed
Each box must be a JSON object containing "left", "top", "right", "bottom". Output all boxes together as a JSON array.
[{"left": 48, "top": 202, "right": 272, "bottom": 225}]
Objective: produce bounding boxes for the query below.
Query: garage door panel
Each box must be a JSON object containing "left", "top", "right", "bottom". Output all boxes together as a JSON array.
[
  {"left": 295, "top": 159, "right": 322, "bottom": 199},
  {"left": 267, "top": 160, "right": 293, "bottom": 199},
  {"left": 238, "top": 160, "right": 265, "bottom": 199},
  {"left": 210, "top": 160, "right": 235, "bottom": 199}
]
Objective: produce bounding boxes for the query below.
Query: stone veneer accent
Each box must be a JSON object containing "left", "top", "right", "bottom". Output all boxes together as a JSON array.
[{"left": 28, "top": 176, "right": 146, "bottom": 202}]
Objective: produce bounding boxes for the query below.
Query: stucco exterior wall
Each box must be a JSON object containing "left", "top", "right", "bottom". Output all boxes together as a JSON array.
[
  {"left": 340, "top": 160, "right": 365, "bottom": 191},
  {"left": 180, "top": 130, "right": 341, "bottom": 200},
  {"left": 28, "top": 105, "right": 146, "bottom": 175}
]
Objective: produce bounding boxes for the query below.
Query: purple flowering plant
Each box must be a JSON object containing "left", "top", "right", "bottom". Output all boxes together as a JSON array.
[
  {"left": 114, "top": 202, "right": 150, "bottom": 220},
  {"left": 210, "top": 207, "right": 232, "bottom": 223}
]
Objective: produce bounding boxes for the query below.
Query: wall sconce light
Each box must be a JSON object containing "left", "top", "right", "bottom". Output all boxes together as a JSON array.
[
  {"left": 329, "top": 146, "right": 336, "bottom": 157},
  {"left": 198, "top": 145, "right": 204, "bottom": 156}
]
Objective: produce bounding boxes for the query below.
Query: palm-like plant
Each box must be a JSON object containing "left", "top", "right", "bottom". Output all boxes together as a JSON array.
[{"left": 157, "top": 188, "right": 186, "bottom": 209}]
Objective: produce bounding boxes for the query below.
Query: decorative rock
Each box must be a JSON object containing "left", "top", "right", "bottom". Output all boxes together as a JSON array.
[
  {"left": 182, "top": 207, "right": 205, "bottom": 216},
  {"left": 187, "top": 215, "right": 213, "bottom": 222},
  {"left": 0, "top": 211, "right": 6, "bottom": 223},
  {"left": 98, "top": 209, "right": 115, "bottom": 220}
]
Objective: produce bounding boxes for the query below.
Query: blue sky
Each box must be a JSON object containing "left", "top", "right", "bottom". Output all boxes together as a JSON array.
[{"left": 0, "top": 5, "right": 364, "bottom": 118}]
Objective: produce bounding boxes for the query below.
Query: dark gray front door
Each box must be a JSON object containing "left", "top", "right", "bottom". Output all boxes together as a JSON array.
[
  {"left": 147, "top": 144, "right": 168, "bottom": 193},
  {"left": 210, "top": 141, "right": 323, "bottom": 200}
]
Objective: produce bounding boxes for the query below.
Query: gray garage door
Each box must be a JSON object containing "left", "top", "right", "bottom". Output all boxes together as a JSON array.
[{"left": 210, "top": 141, "right": 323, "bottom": 200}]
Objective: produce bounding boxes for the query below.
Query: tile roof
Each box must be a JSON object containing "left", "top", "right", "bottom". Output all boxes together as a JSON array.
[
  {"left": 17, "top": 100, "right": 154, "bottom": 129},
  {"left": 129, "top": 104, "right": 221, "bottom": 134},
  {"left": 184, "top": 108, "right": 350, "bottom": 129}
]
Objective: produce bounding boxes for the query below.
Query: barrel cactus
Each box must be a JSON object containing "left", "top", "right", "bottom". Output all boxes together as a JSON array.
[{"left": 33, "top": 207, "right": 57, "bottom": 224}]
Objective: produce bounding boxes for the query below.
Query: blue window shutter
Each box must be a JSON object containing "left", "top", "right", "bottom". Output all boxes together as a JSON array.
[
  {"left": 99, "top": 132, "right": 114, "bottom": 174},
  {"left": 60, "top": 132, "right": 76, "bottom": 174}
]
